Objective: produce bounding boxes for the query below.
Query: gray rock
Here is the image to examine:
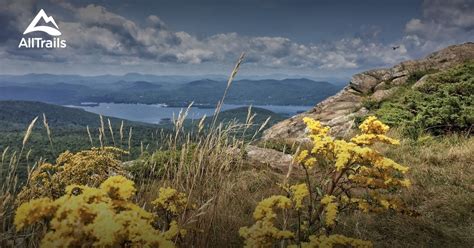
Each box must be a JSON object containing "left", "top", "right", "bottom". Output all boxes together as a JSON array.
[
  {"left": 412, "top": 74, "right": 431, "bottom": 89},
  {"left": 245, "top": 145, "right": 294, "bottom": 174},
  {"left": 374, "top": 81, "right": 388, "bottom": 91},
  {"left": 350, "top": 73, "right": 379, "bottom": 93},
  {"left": 391, "top": 75, "right": 409, "bottom": 86},
  {"left": 371, "top": 87, "right": 399, "bottom": 102}
]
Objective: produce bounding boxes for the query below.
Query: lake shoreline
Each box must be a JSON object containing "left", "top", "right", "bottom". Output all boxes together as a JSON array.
[{"left": 65, "top": 103, "right": 313, "bottom": 124}]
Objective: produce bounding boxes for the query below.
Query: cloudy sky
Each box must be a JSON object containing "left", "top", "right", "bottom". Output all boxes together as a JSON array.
[{"left": 0, "top": 0, "right": 473, "bottom": 77}]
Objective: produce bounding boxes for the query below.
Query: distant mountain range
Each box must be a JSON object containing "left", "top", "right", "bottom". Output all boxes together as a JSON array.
[
  {"left": 0, "top": 73, "right": 349, "bottom": 85},
  {"left": 0, "top": 75, "right": 342, "bottom": 106}
]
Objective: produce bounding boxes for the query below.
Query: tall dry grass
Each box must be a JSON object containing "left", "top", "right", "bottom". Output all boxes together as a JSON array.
[
  {"left": 1, "top": 116, "right": 44, "bottom": 247},
  {"left": 127, "top": 53, "right": 282, "bottom": 246},
  {"left": 0, "top": 53, "right": 278, "bottom": 247}
]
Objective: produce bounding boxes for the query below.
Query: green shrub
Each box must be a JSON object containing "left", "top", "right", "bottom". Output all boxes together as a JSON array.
[
  {"left": 361, "top": 97, "right": 380, "bottom": 110},
  {"left": 374, "top": 62, "right": 474, "bottom": 138},
  {"left": 405, "top": 69, "right": 439, "bottom": 85}
]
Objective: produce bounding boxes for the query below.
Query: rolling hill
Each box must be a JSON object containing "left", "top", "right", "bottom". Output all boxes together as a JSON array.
[{"left": 0, "top": 101, "right": 148, "bottom": 131}]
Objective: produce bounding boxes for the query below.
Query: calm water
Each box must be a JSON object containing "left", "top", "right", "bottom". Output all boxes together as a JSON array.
[{"left": 67, "top": 103, "right": 312, "bottom": 124}]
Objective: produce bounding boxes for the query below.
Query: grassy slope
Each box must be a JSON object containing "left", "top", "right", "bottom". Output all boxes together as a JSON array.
[
  {"left": 228, "top": 132, "right": 473, "bottom": 247},
  {"left": 336, "top": 132, "right": 473, "bottom": 247},
  {"left": 336, "top": 63, "right": 473, "bottom": 246}
]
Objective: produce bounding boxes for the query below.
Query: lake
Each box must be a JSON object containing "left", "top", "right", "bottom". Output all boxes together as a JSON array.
[{"left": 68, "top": 103, "right": 312, "bottom": 124}]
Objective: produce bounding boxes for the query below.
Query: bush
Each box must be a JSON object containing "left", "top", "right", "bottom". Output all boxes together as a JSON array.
[
  {"left": 405, "top": 69, "right": 439, "bottom": 85},
  {"left": 375, "top": 62, "right": 474, "bottom": 137},
  {"left": 240, "top": 116, "right": 412, "bottom": 247},
  {"left": 16, "top": 147, "right": 127, "bottom": 204},
  {"left": 15, "top": 175, "right": 188, "bottom": 247},
  {"left": 361, "top": 98, "right": 380, "bottom": 111}
]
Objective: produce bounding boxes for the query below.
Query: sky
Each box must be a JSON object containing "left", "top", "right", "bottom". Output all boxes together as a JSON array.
[{"left": 0, "top": 0, "right": 473, "bottom": 78}]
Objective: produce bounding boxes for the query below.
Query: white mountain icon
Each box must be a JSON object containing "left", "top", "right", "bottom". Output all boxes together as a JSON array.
[{"left": 23, "top": 9, "right": 61, "bottom": 36}]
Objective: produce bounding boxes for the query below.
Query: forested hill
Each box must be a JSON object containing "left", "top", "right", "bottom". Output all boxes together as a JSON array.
[{"left": 0, "top": 101, "right": 148, "bottom": 131}]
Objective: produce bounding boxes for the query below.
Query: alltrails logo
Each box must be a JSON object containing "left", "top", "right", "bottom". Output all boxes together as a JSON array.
[{"left": 18, "top": 9, "right": 67, "bottom": 49}]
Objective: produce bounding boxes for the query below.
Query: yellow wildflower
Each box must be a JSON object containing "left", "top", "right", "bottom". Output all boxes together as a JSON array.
[
  {"left": 253, "top": 195, "right": 292, "bottom": 221},
  {"left": 295, "top": 150, "right": 309, "bottom": 163},
  {"left": 14, "top": 176, "right": 178, "bottom": 247},
  {"left": 296, "top": 234, "right": 373, "bottom": 248},
  {"left": 163, "top": 220, "right": 187, "bottom": 240},
  {"left": 290, "top": 183, "right": 309, "bottom": 209},
  {"left": 359, "top": 116, "right": 389, "bottom": 135},
  {"left": 242, "top": 116, "right": 410, "bottom": 247},
  {"left": 351, "top": 133, "right": 400, "bottom": 145},
  {"left": 379, "top": 199, "right": 390, "bottom": 209},
  {"left": 16, "top": 147, "right": 128, "bottom": 205},
  {"left": 240, "top": 195, "right": 294, "bottom": 247},
  {"left": 321, "top": 195, "right": 338, "bottom": 227},
  {"left": 152, "top": 187, "right": 188, "bottom": 215},
  {"left": 400, "top": 178, "right": 412, "bottom": 187},
  {"left": 14, "top": 197, "right": 56, "bottom": 231},
  {"left": 100, "top": 175, "right": 136, "bottom": 200},
  {"left": 303, "top": 117, "right": 330, "bottom": 135}
]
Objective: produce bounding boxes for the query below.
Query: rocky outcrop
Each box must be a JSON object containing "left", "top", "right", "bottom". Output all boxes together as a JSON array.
[
  {"left": 412, "top": 74, "right": 431, "bottom": 89},
  {"left": 262, "top": 42, "right": 474, "bottom": 141},
  {"left": 245, "top": 145, "right": 294, "bottom": 174}
]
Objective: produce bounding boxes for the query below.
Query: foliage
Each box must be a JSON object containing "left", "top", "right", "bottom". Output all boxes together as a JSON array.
[
  {"left": 14, "top": 175, "right": 187, "bottom": 247},
  {"left": 127, "top": 149, "right": 183, "bottom": 180},
  {"left": 405, "top": 69, "right": 439, "bottom": 85},
  {"left": 361, "top": 97, "right": 380, "bottom": 111},
  {"left": 257, "top": 138, "right": 301, "bottom": 155},
  {"left": 375, "top": 62, "right": 474, "bottom": 137},
  {"left": 16, "top": 147, "right": 127, "bottom": 204},
  {"left": 240, "top": 116, "right": 411, "bottom": 247}
]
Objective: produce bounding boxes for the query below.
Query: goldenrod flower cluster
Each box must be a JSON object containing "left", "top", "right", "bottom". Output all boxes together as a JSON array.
[
  {"left": 320, "top": 195, "right": 338, "bottom": 227},
  {"left": 15, "top": 175, "right": 186, "bottom": 247},
  {"left": 242, "top": 116, "right": 409, "bottom": 247},
  {"left": 152, "top": 187, "right": 189, "bottom": 216},
  {"left": 290, "top": 183, "right": 309, "bottom": 210},
  {"left": 239, "top": 195, "right": 294, "bottom": 247},
  {"left": 293, "top": 234, "right": 373, "bottom": 248},
  {"left": 296, "top": 116, "right": 411, "bottom": 212},
  {"left": 17, "top": 147, "right": 127, "bottom": 204}
]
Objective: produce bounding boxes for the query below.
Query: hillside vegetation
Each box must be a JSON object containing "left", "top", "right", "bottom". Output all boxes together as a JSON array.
[{"left": 370, "top": 62, "right": 474, "bottom": 138}]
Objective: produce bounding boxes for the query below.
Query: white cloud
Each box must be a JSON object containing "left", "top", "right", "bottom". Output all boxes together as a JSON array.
[
  {"left": 0, "top": 0, "right": 472, "bottom": 75},
  {"left": 403, "top": 0, "right": 474, "bottom": 55}
]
